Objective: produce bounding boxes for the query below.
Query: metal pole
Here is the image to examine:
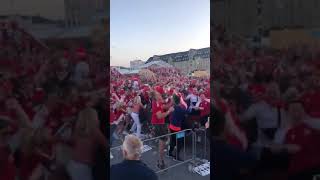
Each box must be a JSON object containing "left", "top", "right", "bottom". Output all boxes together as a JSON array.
[
  {"left": 195, "top": 130, "right": 197, "bottom": 160},
  {"left": 184, "top": 133, "right": 186, "bottom": 161},
  {"left": 192, "top": 131, "right": 195, "bottom": 160},
  {"left": 176, "top": 132, "right": 178, "bottom": 160},
  {"left": 204, "top": 128, "right": 207, "bottom": 159}
]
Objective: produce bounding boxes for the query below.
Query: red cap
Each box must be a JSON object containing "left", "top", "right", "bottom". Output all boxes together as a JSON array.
[
  {"left": 76, "top": 47, "right": 87, "bottom": 59},
  {"left": 249, "top": 85, "right": 266, "bottom": 96}
]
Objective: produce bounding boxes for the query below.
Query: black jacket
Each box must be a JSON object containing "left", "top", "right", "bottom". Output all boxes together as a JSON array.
[{"left": 110, "top": 160, "right": 158, "bottom": 180}]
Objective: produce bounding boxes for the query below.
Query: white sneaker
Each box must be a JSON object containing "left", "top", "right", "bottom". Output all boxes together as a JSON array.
[{"left": 110, "top": 152, "right": 114, "bottom": 159}]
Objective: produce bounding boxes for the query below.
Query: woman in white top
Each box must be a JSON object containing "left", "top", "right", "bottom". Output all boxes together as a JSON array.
[{"left": 130, "top": 95, "right": 144, "bottom": 138}]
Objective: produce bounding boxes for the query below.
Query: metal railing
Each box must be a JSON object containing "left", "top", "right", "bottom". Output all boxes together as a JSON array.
[{"left": 110, "top": 127, "right": 209, "bottom": 174}]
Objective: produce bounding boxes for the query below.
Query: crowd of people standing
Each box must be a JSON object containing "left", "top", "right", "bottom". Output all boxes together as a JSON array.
[
  {"left": 110, "top": 65, "right": 210, "bottom": 170},
  {"left": 212, "top": 25, "right": 320, "bottom": 180},
  {"left": 0, "top": 21, "right": 107, "bottom": 180}
]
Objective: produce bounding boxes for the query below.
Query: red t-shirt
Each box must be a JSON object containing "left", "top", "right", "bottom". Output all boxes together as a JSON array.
[
  {"left": 205, "top": 89, "right": 210, "bottom": 98},
  {"left": 285, "top": 123, "right": 320, "bottom": 175},
  {"left": 151, "top": 101, "right": 165, "bottom": 125},
  {"left": 301, "top": 91, "right": 320, "bottom": 118},
  {"left": 199, "top": 100, "right": 210, "bottom": 117}
]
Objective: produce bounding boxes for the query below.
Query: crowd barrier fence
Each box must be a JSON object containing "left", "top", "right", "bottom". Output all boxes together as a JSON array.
[{"left": 110, "top": 127, "right": 209, "bottom": 174}]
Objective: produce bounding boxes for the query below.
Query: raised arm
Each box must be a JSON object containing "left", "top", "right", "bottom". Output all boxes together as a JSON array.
[
  {"left": 180, "top": 95, "right": 188, "bottom": 109},
  {"left": 225, "top": 111, "right": 248, "bottom": 150},
  {"left": 156, "top": 107, "right": 174, "bottom": 119}
]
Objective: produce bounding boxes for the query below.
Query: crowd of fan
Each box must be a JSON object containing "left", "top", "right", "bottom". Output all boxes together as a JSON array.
[
  {"left": 110, "top": 65, "right": 210, "bottom": 170},
  {"left": 0, "top": 21, "right": 107, "bottom": 180},
  {"left": 212, "top": 25, "right": 320, "bottom": 180}
]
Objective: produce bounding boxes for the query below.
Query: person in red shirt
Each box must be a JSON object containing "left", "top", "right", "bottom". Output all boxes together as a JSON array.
[
  {"left": 285, "top": 101, "right": 320, "bottom": 179},
  {"left": 300, "top": 74, "right": 320, "bottom": 118},
  {"left": 151, "top": 90, "right": 174, "bottom": 169},
  {"left": 214, "top": 96, "right": 248, "bottom": 150},
  {"left": 268, "top": 101, "right": 320, "bottom": 180},
  {"left": 197, "top": 92, "right": 210, "bottom": 126}
]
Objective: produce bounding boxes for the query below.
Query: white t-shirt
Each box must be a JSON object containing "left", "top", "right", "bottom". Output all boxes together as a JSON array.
[
  {"left": 241, "top": 101, "right": 282, "bottom": 144},
  {"left": 186, "top": 93, "right": 199, "bottom": 108},
  {"left": 241, "top": 101, "right": 279, "bottom": 129},
  {"left": 133, "top": 81, "right": 139, "bottom": 89}
]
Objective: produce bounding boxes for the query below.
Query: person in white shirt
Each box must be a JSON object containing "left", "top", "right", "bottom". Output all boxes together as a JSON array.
[
  {"left": 185, "top": 88, "right": 200, "bottom": 115},
  {"left": 240, "top": 82, "right": 284, "bottom": 146},
  {"left": 129, "top": 96, "right": 144, "bottom": 139},
  {"left": 133, "top": 80, "right": 139, "bottom": 91}
]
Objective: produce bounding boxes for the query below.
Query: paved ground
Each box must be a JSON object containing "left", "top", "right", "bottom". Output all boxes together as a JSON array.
[{"left": 110, "top": 131, "right": 210, "bottom": 180}]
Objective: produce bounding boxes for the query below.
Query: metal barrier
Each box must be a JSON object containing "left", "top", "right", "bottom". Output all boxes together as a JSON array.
[
  {"left": 193, "top": 128, "right": 209, "bottom": 160},
  {"left": 110, "top": 127, "right": 210, "bottom": 174}
]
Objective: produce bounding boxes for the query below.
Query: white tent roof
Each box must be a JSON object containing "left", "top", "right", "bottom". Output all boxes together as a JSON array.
[
  {"left": 136, "top": 60, "right": 173, "bottom": 69},
  {"left": 116, "top": 69, "right": 139, "bottom": 75},
  {"left": 112, "top": 60, "right": 173, "bottom": 75}
]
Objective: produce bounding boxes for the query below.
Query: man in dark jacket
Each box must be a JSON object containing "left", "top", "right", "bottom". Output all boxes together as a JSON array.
[
  {"left": 168, "top": 94, "right": 188, "bottom": 161},
  {"left": 110, "top": 135, "right": 158, "bottom": 180}
]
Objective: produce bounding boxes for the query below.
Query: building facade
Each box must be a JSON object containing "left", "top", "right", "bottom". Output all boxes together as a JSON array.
[
  {"left": 64, "top": 0, "right": 108, "bottom": 27},
  {"left": 212, "top": 0, "right": 320, "bottom": 37},
  {"left": 146, "top": 48, "right": 210, "bottom": 75}
]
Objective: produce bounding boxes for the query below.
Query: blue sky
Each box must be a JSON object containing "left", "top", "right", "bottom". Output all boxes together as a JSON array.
[{"left": 110, "top": 0, "right": 210, "bottom": 67}]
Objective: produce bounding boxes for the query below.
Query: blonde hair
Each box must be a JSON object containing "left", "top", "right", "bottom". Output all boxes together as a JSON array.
[
  {"left": 123, "top": 135, "right": 143, "bottom": 159},
  {"left": 133, "top": 95, "right": 141, "bottom": 104},
  {"left": 74, "top": 108, "right": 98, "bottom": 137}
]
